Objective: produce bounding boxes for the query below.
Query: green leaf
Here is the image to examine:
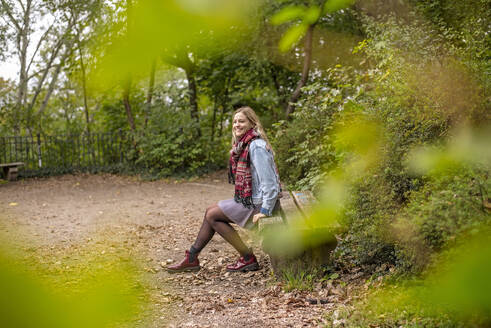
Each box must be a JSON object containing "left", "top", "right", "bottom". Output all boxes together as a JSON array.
[
  {"left": 303, "top": 6, "right": 321, "bottom": 25},
  {"left": 323, "top": 0, "right": 355, "bottom": 14},
  {"left": 279, "top": 23, "right": 309, "bottom": 52},
  {"left": 271, "top": 6, "right": 306, "bottom": 25}
]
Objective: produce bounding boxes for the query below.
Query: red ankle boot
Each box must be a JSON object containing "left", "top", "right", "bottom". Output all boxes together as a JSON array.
[
  {"left": 226, "top": 254, "right": 259, "bottom": 272},
  {"left": 167, "top": 250, "right": 200, "bottom": 273}
]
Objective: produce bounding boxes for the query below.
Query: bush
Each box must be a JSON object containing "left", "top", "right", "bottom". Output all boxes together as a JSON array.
[
  {"left": 334, "top": 14, "right": 489, "bottom": 273},
  {"left": 339, "top": 174, "right": 400, "bottom": 268},
  {"left": 394, "top": 165, "right": 490, "bottom": 272},
  {"left": 133, "top": 104, "right": 229, "bottom": 178},
  {"left": 271, "top": 66, "right": 360, "bottom": 191},
  {"left": 274, "top": 14, "right": 490, "bottom": 275}
]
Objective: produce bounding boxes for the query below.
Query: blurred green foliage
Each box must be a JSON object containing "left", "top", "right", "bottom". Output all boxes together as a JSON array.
[
  {"left": 95, "top": 0, "right": 258, "bottom": 84},
  {"left": 334, "top": 230, "right": 491, "bottom": 327},
  {"left": 0, "top": 234, "right": 146, "bottom": 328},
  {"left": 270, "top": 0, "right": 355, "bottom": 51}
]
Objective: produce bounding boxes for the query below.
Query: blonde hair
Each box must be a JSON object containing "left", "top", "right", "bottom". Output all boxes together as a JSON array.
[{"left": 231, "top": 106, "right": 273, "bottom": 152}]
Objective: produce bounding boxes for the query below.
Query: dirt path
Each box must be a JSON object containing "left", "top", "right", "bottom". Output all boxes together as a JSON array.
[{"left": 0, "top": 173, "right": 352, "bottom": 327}]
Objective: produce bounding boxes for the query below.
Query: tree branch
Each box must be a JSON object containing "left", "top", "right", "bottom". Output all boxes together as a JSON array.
[
  {"left": 122, "top": 76, "right": 136, "bottom": 133},
  {"left": 144, "top": 59, "right": 156, "bottom": 129},
  {"left": 0, "top": 14, "right": 18, "bottom": 31},
  {"left": 26, "top": 67, "right": 46, "bottom": 81},
  {"left": 26, "top": 36, "right": 64, "bottom": 112},
  {"left": 15, "top": 0, "right": 25, "bottom": 14},
  {"left": 286, "top": 24, "right": 315, "bottom": 118},
  {"left": 25, "top": 21, "right": 55, "bottom": 74},
  {"left": 0, "top": 0, "right": 21, "bottom": 31},
  {"left": 35, "top": 15, "right": 78, "bottom": 116},
  {"left": 36, "top": 62, "right": 62, "bottom": 115}
]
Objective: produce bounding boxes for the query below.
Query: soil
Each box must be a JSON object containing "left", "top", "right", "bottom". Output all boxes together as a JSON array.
[{"left": 0, "top": 173, "right": 357, "bottom": 327}]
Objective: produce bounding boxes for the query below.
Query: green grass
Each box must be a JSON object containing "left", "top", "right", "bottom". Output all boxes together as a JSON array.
[{"left": 282, "top": 269, "right": 316, "bottom": 292}]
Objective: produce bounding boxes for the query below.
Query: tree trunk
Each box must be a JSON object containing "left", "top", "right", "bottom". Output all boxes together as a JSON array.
[
  {"left": 184, "top": 67, "right": 201, "bottom": 137},
  {"left": 36, "top": 44, "right": 71, "bottom": 117},
  {"left": 218, "top": 81, "right": 229, "bottom": 138},
  {"left": 122, "top": 77, "right": 136, "bottom": 133},
  {"left": 270, "top": 66, "right": 287, "bottom": 119},
  {"left": 162, "top": 51, "right": 202, "bottom": 137},
  {"left": 286, "top": 24, "right": 315, "bottom": 118},
  {"left": 25, "top": 37, "right": 64, "bottom": 125},
  {"left": 78, "top": 43, "right": 91, "bottom": 136},
  {"left": 2, "top": 0, "right": 81, "bottom": 133},
  {"left": 211, "top": 94, "right": 218, "bottom": 142},
  {"left": 27, "top": 15, "right": 76, "bottom": 126},
  {"left": 144, "top": 60, "right": 156, "bottom": 129},
  {"left": 11, "top": 0, "right": 32, "bottom": 133}
]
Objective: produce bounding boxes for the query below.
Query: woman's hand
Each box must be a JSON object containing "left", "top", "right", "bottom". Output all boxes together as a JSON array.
[{"left": 252, "top": 213, "right": 266, "bottom": 224}]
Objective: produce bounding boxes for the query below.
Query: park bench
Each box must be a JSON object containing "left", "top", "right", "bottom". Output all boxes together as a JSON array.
[
  {"left": 258, "top": 190, "right": 339, "bottom": 276},
  {"left": 0, "top": 162, "right": 24, "bottom": 181}
]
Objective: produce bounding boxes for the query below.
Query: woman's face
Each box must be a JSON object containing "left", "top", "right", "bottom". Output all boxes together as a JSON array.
[{"left": 233, "top": 112, "right": 253, "bottom": 138}]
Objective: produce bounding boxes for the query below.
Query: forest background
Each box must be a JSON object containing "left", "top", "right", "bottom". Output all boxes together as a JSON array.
[{"left": 1, "top": 0, "right": 490, "bottom": 326}]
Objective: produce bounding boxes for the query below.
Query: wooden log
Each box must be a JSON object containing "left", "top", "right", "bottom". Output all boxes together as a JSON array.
[
  {"left": 259, "top": 190, "right": 338, "bottom": 277},
  {"left": 268, "top": 237, "right": 338, "bottom": 277}
]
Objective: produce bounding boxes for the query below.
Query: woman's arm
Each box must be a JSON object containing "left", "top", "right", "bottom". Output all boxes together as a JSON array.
[{"left": 250, "top": 141, "right": 280, "bottom": 216}]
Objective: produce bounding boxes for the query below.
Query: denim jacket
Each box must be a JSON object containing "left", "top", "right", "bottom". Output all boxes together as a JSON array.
[{"left": 249, "top": 139, "right": 280, "bottom": 216}]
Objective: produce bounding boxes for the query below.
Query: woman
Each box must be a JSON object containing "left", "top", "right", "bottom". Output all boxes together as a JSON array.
[{"left": 167, "top": 106, "right": 281, "bottom": 273}]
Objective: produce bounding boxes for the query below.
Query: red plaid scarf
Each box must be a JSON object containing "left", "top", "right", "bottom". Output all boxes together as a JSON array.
[{"left": 228, "top": 128, "right": 260, "bottom": 208}]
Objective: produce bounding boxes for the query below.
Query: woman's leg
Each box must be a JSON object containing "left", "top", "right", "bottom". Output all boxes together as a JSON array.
[
  {"left": 167, "top": 205, "right": 220, "bottom": 272},
  {"left": 201, "top": 204, "right": 251, "bottom": 257},
  {"left": 168, "top": 204, "right": 256, "bottom": 272},
  {"left": 190, "top": 206, "right": 216, "bottom": 254},
  {"left": 205, "top": 206, "right": 259, "bottom": 271}
]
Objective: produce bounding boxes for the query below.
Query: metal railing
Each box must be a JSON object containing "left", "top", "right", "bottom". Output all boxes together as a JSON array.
[{"left": 0, "top": 130, "right": 128, "bottom": 177}]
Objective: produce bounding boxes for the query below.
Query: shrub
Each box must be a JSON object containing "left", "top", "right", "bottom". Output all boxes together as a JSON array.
[
  {"left": 133, "top": 104, "right": 228, "bottom": 178},
  {"left": 394, "top": 165, "right": 490, "bottom": 272},
  {"left": 339, "top": 174, "right": 400, "bottom": 268},
  {"left": 271, "top": 66, "right": 359, "bottom": 191}
]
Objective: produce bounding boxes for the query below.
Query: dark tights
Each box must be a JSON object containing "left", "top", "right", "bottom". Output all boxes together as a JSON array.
[{"left": 191, "top": 204, "right": 251, "bottom": 257}]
